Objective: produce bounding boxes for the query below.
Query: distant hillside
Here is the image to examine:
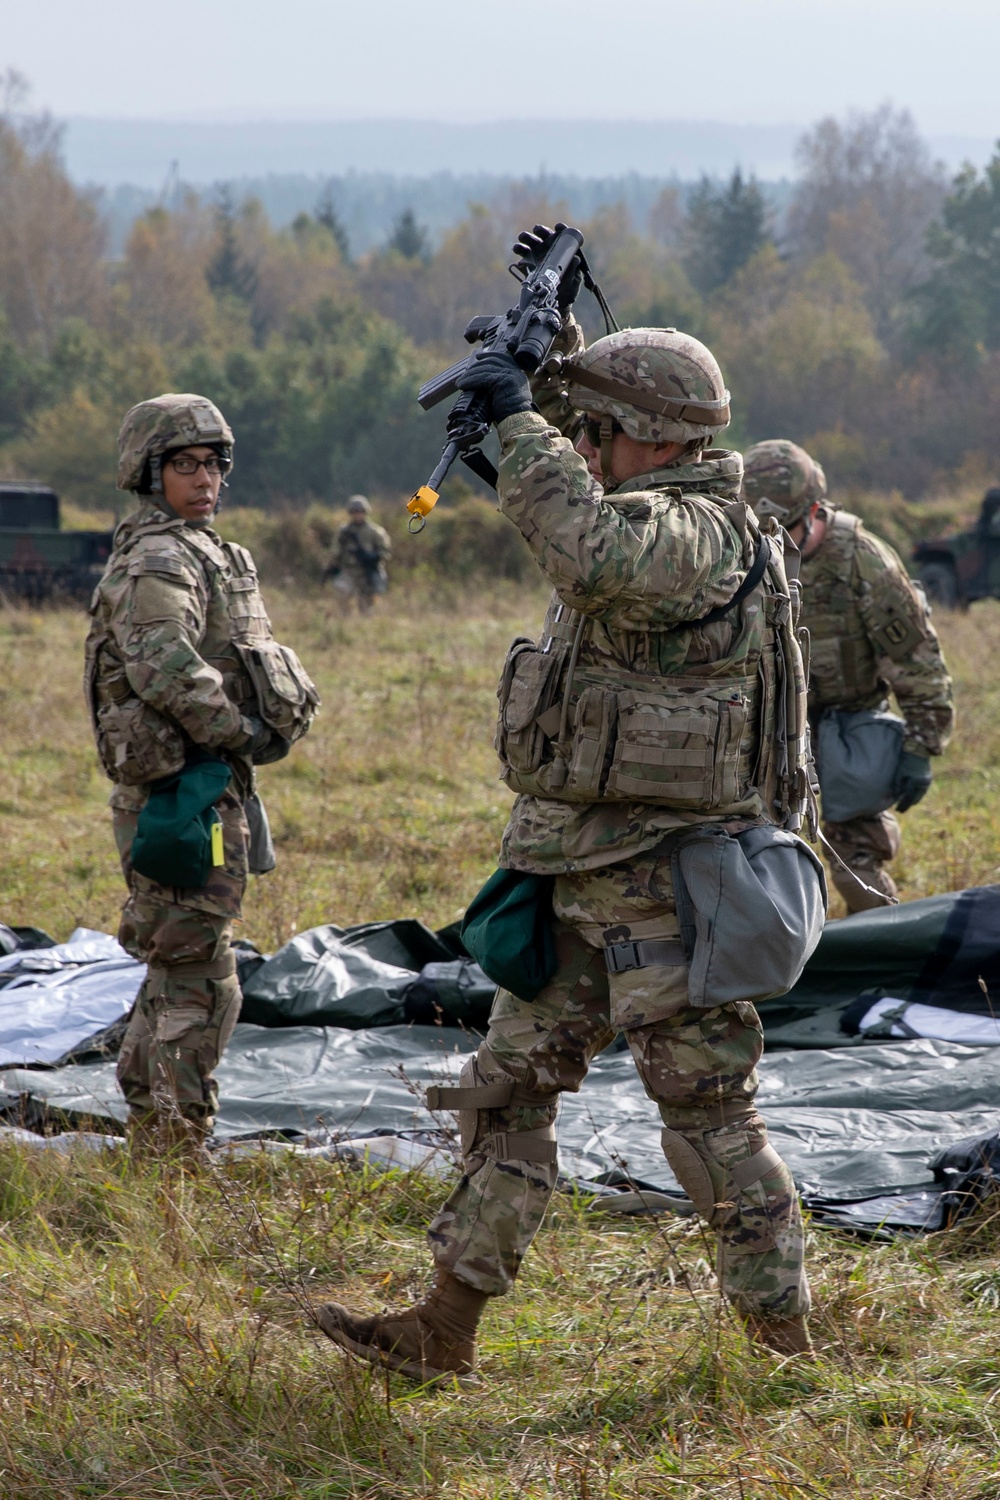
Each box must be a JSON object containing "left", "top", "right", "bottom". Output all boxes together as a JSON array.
[
  {"left": 94, "top": 171, "right": 796, "bottom": 259},
  {"left": 65, "top": 117, "right": 812, "bottom": 187}
]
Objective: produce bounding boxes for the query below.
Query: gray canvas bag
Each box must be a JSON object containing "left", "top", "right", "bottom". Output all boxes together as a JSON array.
[
  {"left": 816, "top": 708, "right": 905, "bottom": 823},
  {"left": 673, "top": 826, "right": 827, "bottom": 1007},
  {"left": 244, "top": 792, "right": 277, "bottom": 875}
]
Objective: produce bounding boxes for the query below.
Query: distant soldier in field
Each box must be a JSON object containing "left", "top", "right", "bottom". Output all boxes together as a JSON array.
[
  {"left": 742, "top": 440, "right": 954, "bottom": 911},
  {"left": 85, "top": 394, "right": 318, "bottom": 1156},
  {"left": 315, "top": 227, "right": 824, "bottom": 1382},
  {"left": 324, "top": 494, "right": 391, "bottom": 613}
]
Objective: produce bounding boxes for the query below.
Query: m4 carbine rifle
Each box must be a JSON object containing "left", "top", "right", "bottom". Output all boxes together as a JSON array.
[{"left": 406, "top": 225, "right": 614, "bottom": 530}]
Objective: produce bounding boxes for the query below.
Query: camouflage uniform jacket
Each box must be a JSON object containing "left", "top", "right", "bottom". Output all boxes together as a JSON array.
[
  {"left": 85, "top": 502, "right": 289, "bottom": 811},
  {"left": 492, "top": 409, "right": 807, "bottom": 875},
  {"left": 802, "top": 508, "right": 954, "bottom": 756},
  {"left": 331, "top": 519, "right": 391, "bottom": 588}
]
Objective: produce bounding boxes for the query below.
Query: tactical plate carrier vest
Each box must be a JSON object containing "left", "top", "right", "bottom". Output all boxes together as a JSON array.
[
  {"left": 803, "top": 510, "right": 897, "bottom": 713},
  {"left": 85, "top": 513, "right": 318, "bottom": 786},
  {"left": 495, "top": 508, "right": 812, "bottom": 830}
]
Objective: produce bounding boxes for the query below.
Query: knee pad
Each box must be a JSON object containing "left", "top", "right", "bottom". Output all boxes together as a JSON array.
[
  {"left": 425, "top": 1046, "right": 559, "bottom": 1165},
  {"left": 660, "top": 1122, "right": 786, "bottom": 1228}
]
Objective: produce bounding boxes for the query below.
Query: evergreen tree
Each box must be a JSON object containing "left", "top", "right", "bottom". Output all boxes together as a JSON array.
[
  {"left": 207, "top": 185, "right": 257, "bottom": 301},
  {"left": 388, "top": 207, "right": 429, "bottom": 261},
  {"left": 910, "top": 148, "right": 1000, "bottom": 362},
  {"left": 315, "top": 185, "right": 350, "bottom": 262},
  {"left": 683, "top": 169, "right": 770, "bottom": 293}
]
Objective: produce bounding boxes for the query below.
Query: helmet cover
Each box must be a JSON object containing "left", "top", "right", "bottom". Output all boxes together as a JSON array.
[
  {"left": 741, "top": 439, "right": 826, "bottom": 527},
  {"left": 563, "top": 327, "right": 731, "bottom": 443},
  {"left": 117, "top": 394, "right": 234, "bottom": 492}
]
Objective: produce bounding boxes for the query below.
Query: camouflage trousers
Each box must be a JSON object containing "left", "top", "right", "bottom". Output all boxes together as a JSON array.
[
  {"left": 823, "top": 811, "right": 901, "bottom": 913},
  {"left": 113, "top": 792, "right": 248, "bottom": 1134},
  {"left": 331, "top": 569, "right": 381, "bottom": 615},
  {"left": 428, "top": 849, "right": 810, "bottom": 1319}
]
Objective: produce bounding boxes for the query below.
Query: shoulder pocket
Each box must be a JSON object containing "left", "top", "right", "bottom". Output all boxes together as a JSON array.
[{"left": 127, "top": 553, "right": 189, "bottom": 580}]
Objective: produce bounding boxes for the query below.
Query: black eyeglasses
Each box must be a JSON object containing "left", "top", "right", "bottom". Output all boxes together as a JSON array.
[
  {"left": 581, "top": 418, "right": 623, "bottom": 447},
  {"left": 166, "top": 455, "right": 230, "bottom": 476}
]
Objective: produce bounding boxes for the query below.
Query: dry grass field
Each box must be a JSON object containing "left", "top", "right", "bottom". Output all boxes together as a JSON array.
[{"left": 1, "top": 550, "right": 1000, "bottom": 1498}]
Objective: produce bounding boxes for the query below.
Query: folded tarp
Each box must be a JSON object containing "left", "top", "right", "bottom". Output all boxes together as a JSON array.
[
  {"left": 5, "top": 1021, "right": 1000, "bottom": 1230},
  {"left": 238, "top": 920, "right": 495, "bottom": 1028},
  {"left": 760, "top": 885, "right": 1000, "bottom": 1047},
  {"left": 0, "top": 930, "right": 142, "bottom": 1066}
]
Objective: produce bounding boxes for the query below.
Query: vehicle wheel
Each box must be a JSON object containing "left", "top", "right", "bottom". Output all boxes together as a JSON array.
[{"left": 919, "top": 561, "right": 959, "bottom": 608}]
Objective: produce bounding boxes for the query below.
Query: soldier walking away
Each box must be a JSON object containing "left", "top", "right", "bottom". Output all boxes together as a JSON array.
[
  {"left": 85, "top": 394, "right": 318, "bottom": 1159},
  {"left": 742, "top": 440, "right": 954, "bottom": 913},
  {"left": 314, "top": 227, "right": 820, "bottom": 1383},
  {"left": 323, "top": 494, "right": 391, "bottom": 614}
]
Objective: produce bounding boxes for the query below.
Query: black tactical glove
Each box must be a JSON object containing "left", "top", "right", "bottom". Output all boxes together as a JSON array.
[
  {"left": 455, "top": 349, "right": 534, "bottom": 426},
  {"left": 238, "top": 715, "right": 291, "bottom": 766},
  {"left": 512, "top": 222, "right": 584, "bottom": 313},
  {"left": 894, "top": 751, "right": 933, "bottom": 812}
]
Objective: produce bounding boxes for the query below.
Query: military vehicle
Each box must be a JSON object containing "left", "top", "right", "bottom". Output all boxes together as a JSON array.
[
  {"left": 0, "top": 482, "right": 114, "bottom": 603},
  {"left": 912, "top": 488, "right": 1000, "bottom": 608}
]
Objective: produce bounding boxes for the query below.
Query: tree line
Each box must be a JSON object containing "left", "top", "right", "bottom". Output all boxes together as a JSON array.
[{"left": 2, "top": 71, "right": 999, "bottom": 508}]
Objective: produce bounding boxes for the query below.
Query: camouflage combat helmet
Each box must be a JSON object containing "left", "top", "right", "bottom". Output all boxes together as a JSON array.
[
  {"left": 741, "top": 439, "right": 826, "bottom": 528},
  {"left": 346, "top": 494, "right": 371, "bottom": 515},
  {"left": 116, "top": 393, "right": 234, "bottom": 493},
  {"left": 562, "top": 327, "right": 731, "bottom": 446}
]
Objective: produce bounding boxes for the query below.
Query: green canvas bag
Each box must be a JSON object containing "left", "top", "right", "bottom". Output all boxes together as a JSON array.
[
  {"left": 131, "top": 757, "right": 232, "bottom": 890},
  {"left": 460, "top": 868, "right": 557, "bottom": 1002}
]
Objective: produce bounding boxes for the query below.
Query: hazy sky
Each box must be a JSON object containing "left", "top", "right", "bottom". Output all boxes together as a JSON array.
[{"left": 5, "top": 0, "right": 1000, "bottom": 136}]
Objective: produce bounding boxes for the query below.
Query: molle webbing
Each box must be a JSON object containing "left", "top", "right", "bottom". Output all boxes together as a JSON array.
[{"left": 563, "top": 360, "right": 731, "bottom": 427}]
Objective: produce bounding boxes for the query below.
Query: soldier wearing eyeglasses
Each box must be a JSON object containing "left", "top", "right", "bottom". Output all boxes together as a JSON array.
[{"left": 84, "top": 393, "right": 317, "bottom": 1157}]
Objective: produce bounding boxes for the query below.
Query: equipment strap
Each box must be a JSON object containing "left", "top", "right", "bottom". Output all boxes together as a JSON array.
[
  {"left": 425, "top": 1080, "right": 554, "bottom": 1112},
  {"left": 562, "top": 360, "right": 731, "bottom": 427},
  {"left": 479, "top": 1130, "right": 558, "bottom": 1165},
  {"left": 729, "top": 1143, "right": 784, "bottom": 1192},
  {"left": 694, "top": 535, "right": 771, "bottom": 626},
  {"left": 605, "top": 939, "right": 687, "bottom": 974}
]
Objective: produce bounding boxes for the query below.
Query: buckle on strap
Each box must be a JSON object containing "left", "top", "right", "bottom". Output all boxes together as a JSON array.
[
  {"left": 481, "top": 1131, "right": 558, "bottom": 1165},
  {"left": 605, "top": 939, "right": 687, "bottom": 974}
]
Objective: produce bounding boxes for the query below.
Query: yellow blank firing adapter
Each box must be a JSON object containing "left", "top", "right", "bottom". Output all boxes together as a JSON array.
[
  {"left": 211, "top": 819, "right": 225, "bottom": 867},
  {"left": 406, "top": 485, "right": 439, "bottom": 532}
]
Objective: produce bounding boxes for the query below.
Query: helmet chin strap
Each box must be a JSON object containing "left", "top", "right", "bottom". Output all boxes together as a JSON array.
[{"left": 599, "top": 416, "right": 616, "bottom": 488}]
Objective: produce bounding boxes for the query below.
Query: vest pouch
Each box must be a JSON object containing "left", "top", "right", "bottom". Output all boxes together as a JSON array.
[
  {"left": 674, "top": 826, "right": 827, "bottom": 1008},
  {"left": 606, "top": 688, "right": 750, "bottom": 811},
  {"left": 816, "top": 708, "right": 904, "bottom": 822},
  {"left": 235, "top": 639, "right": 319, "bottom": 743},
  {"left": 496, "top": 639, "right": 565, "bottom": 776},
  {"left": 95, "top": 698, "right": 186, "bottom": 786},
  {"left": 564, "top": 685, "right": 617, "bottom": 799}
]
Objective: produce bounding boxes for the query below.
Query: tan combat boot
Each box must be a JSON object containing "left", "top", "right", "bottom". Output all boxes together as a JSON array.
[
  {"left": 745, "top": 1313, "right": 814, "bottom": 1357},
  {"left": 315, "top": 1269, "right": 489, "bottom": 1387}
]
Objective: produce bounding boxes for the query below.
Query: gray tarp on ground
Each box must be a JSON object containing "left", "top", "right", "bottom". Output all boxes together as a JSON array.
[
  {"left": 4, "top": 1021, "right": 999, "bottom": 1227},
  {"left": 0, "top": 931, "right": 141, "bottom": 1066}
]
